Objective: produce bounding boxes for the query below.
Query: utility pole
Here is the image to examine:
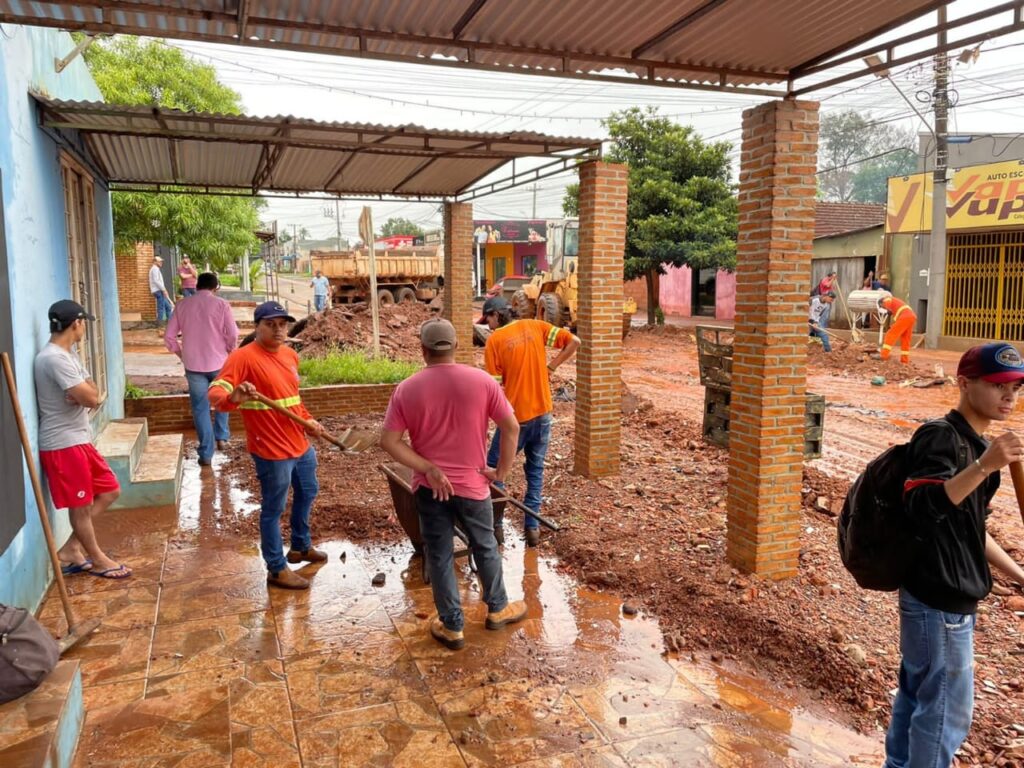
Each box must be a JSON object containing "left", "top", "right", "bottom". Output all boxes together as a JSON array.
[
  {"left": 531, "top": 184, "right": 538, "bottom": 219},
  {"left": 323, "top": 202, "right": 342, "bottom": 251},
  {"left": 924, "top": 9, "right": 949, "bottom": 349}
]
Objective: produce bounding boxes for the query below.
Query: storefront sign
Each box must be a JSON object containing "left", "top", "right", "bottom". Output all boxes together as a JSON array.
[
  {"left": 886, "top": 159, "right": 1024, "bottom": 234},
  {"left": 472, "top": 220, "right": 547, "bottom": 243}
]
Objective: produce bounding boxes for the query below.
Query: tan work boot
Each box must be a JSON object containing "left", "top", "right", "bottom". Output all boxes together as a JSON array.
[
  {"left": 430, "top": 617, "right": 465, "bottom": 650},
  {"left": 286, "top": 547, "right": 328, "bottom": 564},
  {"left": 267, "top": 568, "right": 309, "bottom": 590},
  {"left": 486, "top": 600, "right": 527, "bottom": 630}
]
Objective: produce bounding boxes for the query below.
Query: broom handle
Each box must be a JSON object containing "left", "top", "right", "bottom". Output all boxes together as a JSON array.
[
  {"left": 1009, "top": 461, "right": 1024, "bottom": 528},
  {"left": 251, "top": 391, "right": 352, "bottom": 450},
  {"left": 1, "top": 352, "right": 77, "bottom": 630}
]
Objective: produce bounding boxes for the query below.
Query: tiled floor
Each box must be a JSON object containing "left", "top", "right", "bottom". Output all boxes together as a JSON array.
[{"left": 39, "top": 456, "right": 884, "bottom": 767}]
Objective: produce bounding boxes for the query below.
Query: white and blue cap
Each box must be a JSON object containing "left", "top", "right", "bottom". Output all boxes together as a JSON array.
[{"left": 254, "top": 301, "right": 296, "bottom": 324}]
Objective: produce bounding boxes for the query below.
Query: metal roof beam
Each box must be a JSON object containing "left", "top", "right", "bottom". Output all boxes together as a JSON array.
[
  {"left": 456, "top": 147, "right": 599, "bottom": 201},
  {"left": 392, "top": 157, "right": 440, "bottom": 193},
  {"left": 452, "top": 0, "right": 488, "bottom": 40},
  {"left": 632, "top": 0, "right": 731, "bottom": 58},
  {"left": 151, "top": 107, "right": 180, "bottom": 183},
  {"left": 237, "top": 0, "right": 250, "bottom": 42}
]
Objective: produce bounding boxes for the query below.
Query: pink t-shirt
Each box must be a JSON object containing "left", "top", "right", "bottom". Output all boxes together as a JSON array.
[{"left": 383, "top": 363, "right": 513, "bottom": 500}]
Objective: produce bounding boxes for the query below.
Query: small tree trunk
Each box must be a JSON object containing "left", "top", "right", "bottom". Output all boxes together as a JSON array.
[{"left": 645, "top": 268, "right": 658, "bottom": 325}]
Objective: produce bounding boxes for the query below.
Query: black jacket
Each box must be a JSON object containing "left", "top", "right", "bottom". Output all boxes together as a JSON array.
[{"left": 902, "top": 410, "right": 998, "bottom": 614}]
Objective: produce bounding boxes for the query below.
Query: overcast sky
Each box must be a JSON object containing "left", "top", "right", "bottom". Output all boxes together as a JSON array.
[{"left": 166, "top": 0, "right": 1024, "bottom": 244}]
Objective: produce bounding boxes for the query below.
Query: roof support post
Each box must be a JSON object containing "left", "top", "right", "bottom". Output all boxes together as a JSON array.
[{"left": 443, "top": 202, "right": 475, "bottom": 365}]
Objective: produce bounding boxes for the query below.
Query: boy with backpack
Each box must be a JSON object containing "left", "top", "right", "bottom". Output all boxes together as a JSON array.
[{"left": 880, "top": 342, "right": 1024, "bottom": 767}]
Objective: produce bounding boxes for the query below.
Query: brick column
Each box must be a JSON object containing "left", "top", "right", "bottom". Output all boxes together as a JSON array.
[
  {"left": 727, "top": 99, "right": 819, "bottom": 580},
  {"left": 574, "top": 161, "right": 628, "bottom": 478},
  {"left": 443, "top": 202, "right": 474, "bottom": 364}
]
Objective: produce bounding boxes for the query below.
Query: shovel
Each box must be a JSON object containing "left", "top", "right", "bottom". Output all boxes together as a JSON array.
[
  {"left": 1009, "top": 461, "right": 1024, "bottom": 529},
  {"left": 251, "top": 391, "right": 376, "bottom": 452}
]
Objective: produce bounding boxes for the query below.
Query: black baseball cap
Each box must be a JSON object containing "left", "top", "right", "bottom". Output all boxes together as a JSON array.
[
  {"left": 957, "top": 343, "right": 1024, "bottom": 383},
  {"left": 482, "top": 296, "right": 509, "bottom": 315},
  {"left": 48, "top": 300, "right": 95, "bottom": 332},
  {"left": 254, "top": 301, "right": 296, "bottom": 323}
]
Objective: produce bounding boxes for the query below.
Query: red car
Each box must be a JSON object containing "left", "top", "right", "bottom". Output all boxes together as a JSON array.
[{"left": 485, "top": 274, "right": 529, "bottom": 299}]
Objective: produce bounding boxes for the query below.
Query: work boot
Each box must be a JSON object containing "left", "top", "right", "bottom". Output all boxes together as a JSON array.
[
  {"left": 286, "top": 547, "right": 329, "bottom": 564},
  {"left": 486, "top": 600, "right": 527, "bottom": 630},
  {"left": 430, "top": 617, "right": 465, "bottom": 650},
  {"left": 267, "top": 568, "right": 309, "bottom": 590},
  {"left": 216, "top": 439, "right": 230, "bottom": 451},
  {"left": 525, "top": 528, "right": 540, "bottom": 548}
]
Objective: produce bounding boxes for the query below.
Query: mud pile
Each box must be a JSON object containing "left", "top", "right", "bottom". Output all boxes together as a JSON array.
[
  {"left": 292, "top": 302, "right": 439, "bottom": 360},
  {"left": 807, "top": 339, "right": 939, "bottom": 380}
]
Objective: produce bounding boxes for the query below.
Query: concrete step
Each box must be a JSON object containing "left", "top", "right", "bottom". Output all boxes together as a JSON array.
[
  {"left": 94, "top": 418, "right": 147, "bottom": 484},
  {"left": 112, "top": 433, "right": 183, "bottom": 510},
  {"left": 0, "top": 659, "right": 84, "bottom": 767}
]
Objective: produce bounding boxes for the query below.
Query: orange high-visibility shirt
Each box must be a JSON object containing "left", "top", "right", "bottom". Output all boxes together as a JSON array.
[
  {"left": 484, "top": 319, "right": 574, "bottom": 423},
  {"left": 208, "top": 342, "right": 312, "bottom": 460},
  {"left": 881, "top": 296, "right": 915, "bottom": 322}
]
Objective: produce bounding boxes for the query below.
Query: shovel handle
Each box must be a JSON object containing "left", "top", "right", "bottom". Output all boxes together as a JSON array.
[
  {"left": 1009, "top": 462, "right": 1024, "bottom": 528},
  {"left": 490, "top": 482, "right": 561, "bottom": 531},
  {"left": 251, "top": 391, "right": 352, "bottom": 450}
]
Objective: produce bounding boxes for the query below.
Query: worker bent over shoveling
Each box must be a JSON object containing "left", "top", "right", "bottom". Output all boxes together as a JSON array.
[
  {"left": 879, "top": 294, "right": 917, "bottom": 364},
  {"left": 381, "top": 318, "right": 527, "bottom": 650},
  {"left": 209, "top": 301, "right": 327, "bottom": 590}
]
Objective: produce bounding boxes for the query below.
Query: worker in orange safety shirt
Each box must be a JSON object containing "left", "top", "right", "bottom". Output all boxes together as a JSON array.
[{"left": 879, "top": 295, "right": 917, "bottom": 364}]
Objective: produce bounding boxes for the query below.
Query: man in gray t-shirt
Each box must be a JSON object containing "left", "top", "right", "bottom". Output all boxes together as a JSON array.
[{"left": 33, "top": 300, "right": 131, "bottom": 580}]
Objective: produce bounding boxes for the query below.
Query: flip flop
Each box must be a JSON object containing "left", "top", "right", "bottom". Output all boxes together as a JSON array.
[
  {"left": 89, "top": 564, "right": 132, "bottom": 580},
  {"left": 60, "top": 560, "right": 92, "bottom": 575}
]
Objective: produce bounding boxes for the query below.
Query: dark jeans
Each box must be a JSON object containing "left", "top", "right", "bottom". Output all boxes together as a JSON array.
[
  {"left": 185, "top": 370, "right": 230, "bottom": 462},
  {"left": 251, "top": 446, "right": 318, "bottom": 574},
  {"left": 809, "top": 322, "right": 832, "bottom": 352},
  {"left": 486, "top": 412, "right": 552, "bottom": 531},
  {"left": 415, "top": 488, "right": 508, "bottom": 632}
]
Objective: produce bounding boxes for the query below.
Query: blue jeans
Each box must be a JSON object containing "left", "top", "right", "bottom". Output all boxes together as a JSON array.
[
  {"left": 819, "top": 303, "right": 832, "bottom": 329},
  {"left": 487, "top": 412, "right": 552, "bottom": 531},
  {"left": 809, "top": 323, "right": 832, "bottom": 352},
  {"left": 153, "top": 291, "right": 173, "bottom": 322},
  {"left": 884, "top": 589, "right": 975, "bottom": 768},
  {"left": 415, "top": 488, "right": 508, "bottom": 632},
  {"left": 314, "top": 294, "right": 327, "bottom": 312},
  {"left": 251, "top": 447, "right": 319, "bottom": 574},
  {"left": 185, "top": 370, "right": 230, "bottom": 463},
  {"left": 182, "top": 288, "right": 196, "bottom": 298}
]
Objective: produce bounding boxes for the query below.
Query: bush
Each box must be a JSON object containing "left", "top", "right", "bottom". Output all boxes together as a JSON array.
[
  {"left": 298, "top": 351, "right": 420, "bottom": 386},
  {"left": 124, "top": 382, "right": 155, "bottom": 399},
  {"left": 219, "top": 273, "right": 241, "bottom": 287}
]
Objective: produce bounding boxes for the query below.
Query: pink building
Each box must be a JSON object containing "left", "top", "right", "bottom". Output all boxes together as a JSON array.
[{"left": 625, "top": 267, "right": 736, "bottom": 321}]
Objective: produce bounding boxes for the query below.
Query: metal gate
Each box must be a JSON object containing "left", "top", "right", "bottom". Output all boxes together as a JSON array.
[{"left": 944, "top": 230, "right": 1024, "bottom": 341}]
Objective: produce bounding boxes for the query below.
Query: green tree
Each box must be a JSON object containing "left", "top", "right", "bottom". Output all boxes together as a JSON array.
[
  {"left": 563, "top": 108, "right": 737, "bottom": 324},
  {"left": 83, "top": 37, "right": 261, "bottom": 269},
  {"left": 378, "top": 217, "right": 425, "bottom": 238},
  {"left": 818, "top": 110, "right": 916, "bottom": 202},
  {"left": 849, "top": 148, "right": 918, "bottom": 203}
]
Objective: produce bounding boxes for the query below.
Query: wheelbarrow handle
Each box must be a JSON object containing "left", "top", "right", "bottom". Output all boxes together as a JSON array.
[
  {"left": 489, "top": 482, "right": 561, "bottom": 531},
  {"left": 252, "top": 391, "right": 353, "bottom": 450}
]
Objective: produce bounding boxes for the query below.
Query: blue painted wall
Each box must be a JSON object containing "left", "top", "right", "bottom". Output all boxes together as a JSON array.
[{"left": 0, "top": 25, "right": 124, "bottom": 610}]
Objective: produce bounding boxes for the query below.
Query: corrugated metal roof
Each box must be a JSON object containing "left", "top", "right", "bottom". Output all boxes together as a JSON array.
[
  {"left": 35, "top": 97, "right": 599, "bottom": 197},
  {"left": 0, "top": 0, "right": 954, "bottom": 93}
]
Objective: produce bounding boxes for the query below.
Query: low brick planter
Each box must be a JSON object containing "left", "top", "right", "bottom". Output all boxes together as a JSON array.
[{"left": 125, "top": 382, "right": 397, "bottom": 434}]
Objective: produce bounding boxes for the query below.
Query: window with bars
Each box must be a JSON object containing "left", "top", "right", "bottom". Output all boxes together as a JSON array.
[{"left": 60, "top": 152, "right": 107, "bottom": 402}]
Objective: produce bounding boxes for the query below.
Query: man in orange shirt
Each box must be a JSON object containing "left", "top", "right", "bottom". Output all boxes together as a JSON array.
[
  {"left": 879, "top": 295, "right": 917, "bottom": 364},
  {"left": 483, "top": 296, "right": 580, "bottom": 546},
  {"left": 209, "top": 301, "right": 326, "bottom": 590}
]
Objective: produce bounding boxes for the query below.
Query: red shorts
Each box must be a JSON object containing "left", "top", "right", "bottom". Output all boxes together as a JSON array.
[{"left": 39, "top": 444, "right": 120, "bottom": 509}]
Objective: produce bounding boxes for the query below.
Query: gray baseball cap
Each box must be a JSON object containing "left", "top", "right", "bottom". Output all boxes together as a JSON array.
[{"left": 420, "top": 318, "right": 457, "bottom": 351}]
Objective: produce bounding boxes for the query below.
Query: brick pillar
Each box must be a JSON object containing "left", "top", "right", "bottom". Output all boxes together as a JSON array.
[
  {"left": 443, "top": 202, "right": 474, "bottom": 364},
  {"left": 727, "top": 99, "right": 820, "bottom": 579},
  {"left": 574, "top": 161, "right": 628, "bottom": 478}
]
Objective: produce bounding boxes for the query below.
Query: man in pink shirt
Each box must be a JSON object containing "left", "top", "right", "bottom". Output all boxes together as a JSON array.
[
  {"left": 165, "top": 272, "right": 239, "bottom": 465},
  {"left": 381, "top": 318, "right": 526, "bottom": 650}
]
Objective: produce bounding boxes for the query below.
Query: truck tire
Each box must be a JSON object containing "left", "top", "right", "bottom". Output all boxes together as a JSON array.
[
  {"left": 510, "top": 289, "right": 535, "bottom": 320},
  {"left": 538, "top": 292, "right": 563, "bottom": 326},
  {"left": 395, "top": 287, "right": 417, "bottom": 304},
  {"left": 377, "top": 289, "right": 395, "bottom": 306}
]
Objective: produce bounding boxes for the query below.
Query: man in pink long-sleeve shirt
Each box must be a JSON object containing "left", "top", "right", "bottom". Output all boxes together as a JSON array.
[{"left": 164, "top": 272, "right": 239, "bottom": 465}]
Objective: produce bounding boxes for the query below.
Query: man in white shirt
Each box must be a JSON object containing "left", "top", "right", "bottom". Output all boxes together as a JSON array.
[
  {"left": 149, "top": 255, "right": 173, "bottom": 325},
  {"left": 809, "top": 292, "right": 835, "bottom": 353},
  {"left": 310, "top": 270, "right": 330, "bottom": 312}
]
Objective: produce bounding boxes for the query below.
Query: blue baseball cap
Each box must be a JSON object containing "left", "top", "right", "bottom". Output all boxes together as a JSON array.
[
  {"left": 958, "top": 343, "right": 1024, "bottom": 383},
  {"left": 253, "top": 301, "right": 295, "bottom": 324}
]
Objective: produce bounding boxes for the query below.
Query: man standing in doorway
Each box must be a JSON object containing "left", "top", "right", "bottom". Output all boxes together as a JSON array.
[
  {"left": 208, "top": 301, "right": 325, "bottom": 590},
  {"left": 149, "top": 255, "right": 173, "bottom": 325},
  {"left": 35, "top": 300, "right": 130, "bottom": 580},
  {"left": 310, "top": 270, "right": 330, "bottom": 313},
  {"left": 165, "top": 272, "right": 239, "bottom": 465},
  {"left": 482, "top": 296, "right": 579, "bottom": 547}
]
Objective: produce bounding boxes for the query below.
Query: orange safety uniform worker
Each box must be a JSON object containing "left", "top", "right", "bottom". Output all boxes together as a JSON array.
[
  {"left": 208, "top": 301, "right": 326, "bottom": 590},
  {"left": 879, "top": 296, "right": 917, "bottom": 364}
]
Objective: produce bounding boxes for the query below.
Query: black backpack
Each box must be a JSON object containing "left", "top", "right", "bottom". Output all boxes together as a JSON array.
[
  {"left": 837, "top": 418, "right": 967, "bottom": 591},
  {"left": 0, "top": 604, "right": 60, "bottom": 704}
]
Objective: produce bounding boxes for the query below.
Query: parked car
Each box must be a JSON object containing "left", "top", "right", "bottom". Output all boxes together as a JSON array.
[{"left": 485, "top": 274, "right": 530, "bottom": 300}]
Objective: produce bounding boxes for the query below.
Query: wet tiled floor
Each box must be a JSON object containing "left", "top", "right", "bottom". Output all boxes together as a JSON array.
[{"left": 40, "top": 456, "right": 884, "bottom": 767}]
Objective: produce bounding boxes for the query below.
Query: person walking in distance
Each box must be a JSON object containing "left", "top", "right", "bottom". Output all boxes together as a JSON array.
[
  {"left": 310, "top": 270, "right": 330, "bottom": 313},
  {"left": 208, "top": 301, "right": 326, "bottom": 590},
  {"left": 482, "top": 296, "right": 580, "bottom": 547},
  {"left": 381, "top": 318, "right": 526, "bottom": 650},
  {"left": 164, "top": 272, "right": 238, "bottom": 465},
  {"left": 149, "top": 255, "right": 174, "bottom": 325},
  {"left": 35, "top": 300, "right": 130, "bottom": 579}
]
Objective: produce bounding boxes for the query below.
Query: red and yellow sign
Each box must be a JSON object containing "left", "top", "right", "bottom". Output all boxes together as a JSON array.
[{"left": 886, "top": 159, "right": 1024, "bottom": 234}]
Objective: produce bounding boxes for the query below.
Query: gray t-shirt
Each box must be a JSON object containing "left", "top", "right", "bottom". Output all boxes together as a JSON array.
[{"left": 34, "top": 343, "right": 92, "bottom": 451}]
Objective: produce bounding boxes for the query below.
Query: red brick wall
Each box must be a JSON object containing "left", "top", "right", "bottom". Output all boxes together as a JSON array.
[
  {"left": 117, "top": 242, "right": 156, "bottom": 320},
  {"left": 125, "top": 383, "right": 397, "bottom": 434},
  {"left": 443, "top": 202, "right": 474, "bottom": 364},
  {"left": 574, "top": 161, "right": 629, "bottom": 478},
  {"left": 726, "top": 99, "right": 820, "bottom": 580}
]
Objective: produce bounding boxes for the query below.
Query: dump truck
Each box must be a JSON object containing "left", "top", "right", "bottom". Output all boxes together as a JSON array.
[{"left": 311, "top": 246, "right": 442, "bottom": 305}]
